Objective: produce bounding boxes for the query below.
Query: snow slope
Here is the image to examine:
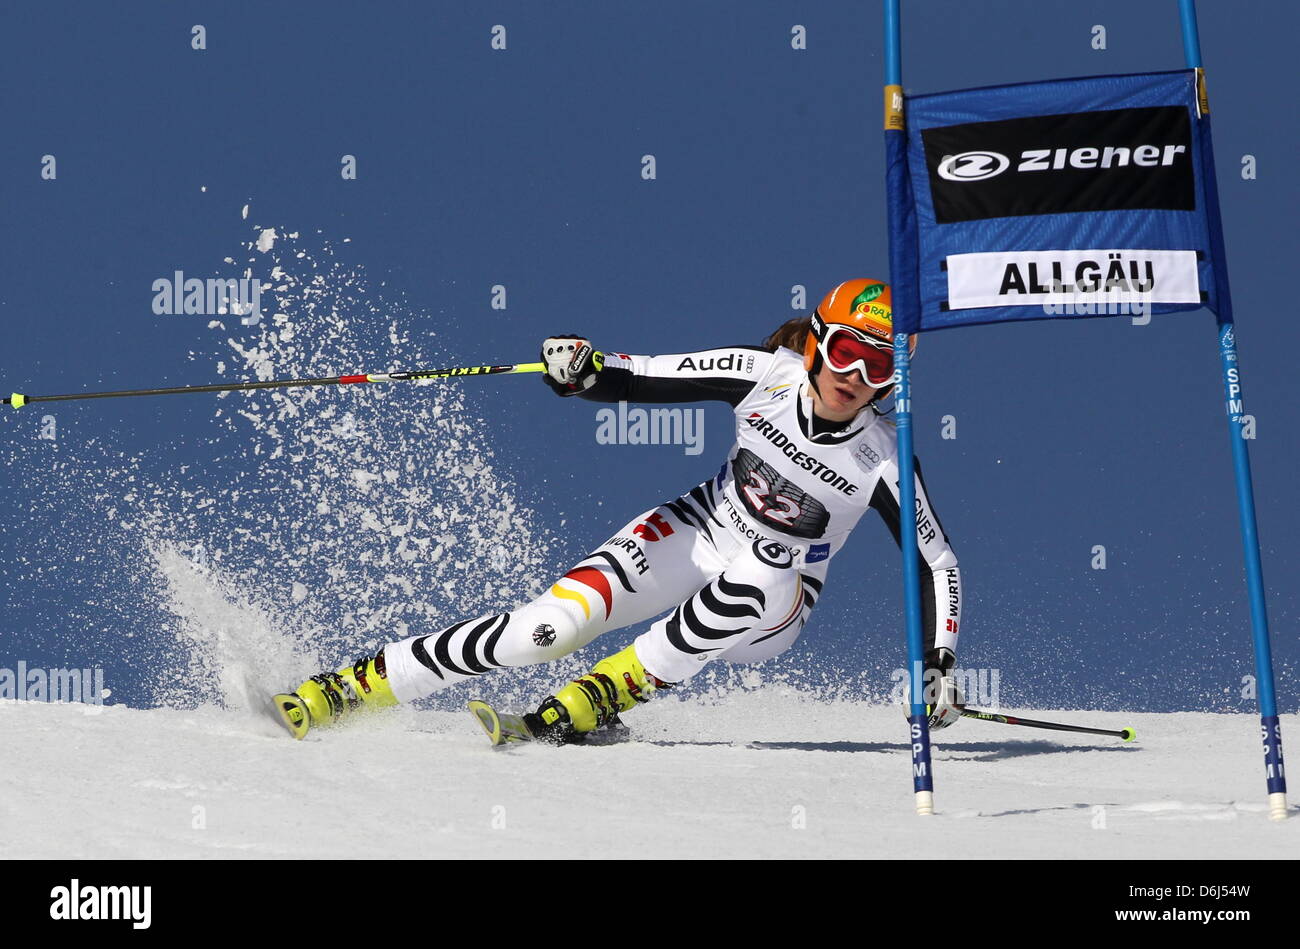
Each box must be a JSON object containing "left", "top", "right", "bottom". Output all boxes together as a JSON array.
[{"left": 2, "top": 696, "right": 1294, "bottom": 859}]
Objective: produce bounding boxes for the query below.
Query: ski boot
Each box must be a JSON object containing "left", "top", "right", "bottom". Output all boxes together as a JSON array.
[
  {"left": 272, "top": 652, "right": 397, "bottom": 740},
  {"left": 524, "top": 643, "right": 673, "bottom": 744}
]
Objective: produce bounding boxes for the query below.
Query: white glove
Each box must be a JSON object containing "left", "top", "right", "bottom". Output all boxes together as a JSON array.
[
  {"left": 924, "top": 647, "right": 964, "bottom": 729},
  {"left": 541, "top": 335, "right": 600, "bottom": 396}
]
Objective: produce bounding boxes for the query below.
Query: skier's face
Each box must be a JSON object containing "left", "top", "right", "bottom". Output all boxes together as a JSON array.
[{"left": 812, "top": 362, "right": 880, "bottom": 421}]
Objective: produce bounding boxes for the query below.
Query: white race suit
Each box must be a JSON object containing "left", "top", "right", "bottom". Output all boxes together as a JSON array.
[{"left": 380, "top": 345, "right": 962, "bottom": 700}]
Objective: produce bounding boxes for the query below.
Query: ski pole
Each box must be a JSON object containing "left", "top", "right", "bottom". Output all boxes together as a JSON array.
[
  {"left": 3, "top": 362, "right": 546, "bottom": 409},
  {"left": 961, "top": 707, "right": 1136, "bottom": 742}
]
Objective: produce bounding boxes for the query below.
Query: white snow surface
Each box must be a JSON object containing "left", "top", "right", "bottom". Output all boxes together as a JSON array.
[{"left": 2, "top": 697, "right": 1294, "bottom": 859}]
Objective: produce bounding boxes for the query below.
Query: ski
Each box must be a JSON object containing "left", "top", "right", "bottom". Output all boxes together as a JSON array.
[
  {"left": 466, "top": 699, "right": 633, "bottom": 746},
  {"left": 467, "top": 700, "right": 537, "bottom": 745},
  {"left": 272, "top": 693, "right": 312, "bottom": 740}
]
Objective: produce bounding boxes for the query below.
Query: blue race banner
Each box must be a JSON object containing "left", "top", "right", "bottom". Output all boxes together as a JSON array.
[{"left": 893, "top": 69, "right": 1224, "bottom": 332}]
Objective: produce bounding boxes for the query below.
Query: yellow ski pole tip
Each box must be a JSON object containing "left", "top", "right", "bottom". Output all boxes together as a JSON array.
[
  {"left": 1121, "top": 727, "right": 1136, "bottom": 742},
  {"left": 8, "top": 393, "right": 27, "bottom": 408}
]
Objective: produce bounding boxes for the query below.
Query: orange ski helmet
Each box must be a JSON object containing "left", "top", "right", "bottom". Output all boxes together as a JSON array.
[{"left": 804, "top": 279, "right": 917, "bottom": 387}]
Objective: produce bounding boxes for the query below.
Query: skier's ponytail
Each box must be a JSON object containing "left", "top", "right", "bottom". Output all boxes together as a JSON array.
[{"left": 762, "top": 316, "right": 811, "bottom": 354}]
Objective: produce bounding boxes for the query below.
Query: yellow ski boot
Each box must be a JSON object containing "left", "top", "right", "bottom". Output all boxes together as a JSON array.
[
  {"left": 272, "top": 652, "right": 397, "bottom": 740},
  {"left": 526, "top": 643, "right": 672, "bottom": 744}
]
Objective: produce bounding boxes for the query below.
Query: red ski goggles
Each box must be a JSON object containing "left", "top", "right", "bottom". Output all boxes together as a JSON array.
[{"left": 818, "top": 325, "right": 895, "bottom": 388}]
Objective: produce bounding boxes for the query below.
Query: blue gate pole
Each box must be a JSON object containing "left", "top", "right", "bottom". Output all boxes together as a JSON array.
[
  {"left": 1178, "top": 0, "right": 1287, "bottom": 821},
  {"left": 883, "top": 0, "right": 935, "bottom": 816}
]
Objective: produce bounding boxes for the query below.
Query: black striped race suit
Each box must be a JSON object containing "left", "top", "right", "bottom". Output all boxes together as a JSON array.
[{"left": 380, "top": 345, "right": 961, "bottom": 697}]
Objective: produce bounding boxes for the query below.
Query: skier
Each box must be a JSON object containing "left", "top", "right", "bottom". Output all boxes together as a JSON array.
[{"left": 273, "top": 278, "right": 963, "bottom": 741}]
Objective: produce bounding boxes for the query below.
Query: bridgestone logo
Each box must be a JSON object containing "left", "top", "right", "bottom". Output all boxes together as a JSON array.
[
  {"left": 923, "top": 106, "right": 1195, "bottom": 223},
  {"left": 743, "top": 415, "right": 856, "bottom": 496}
]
